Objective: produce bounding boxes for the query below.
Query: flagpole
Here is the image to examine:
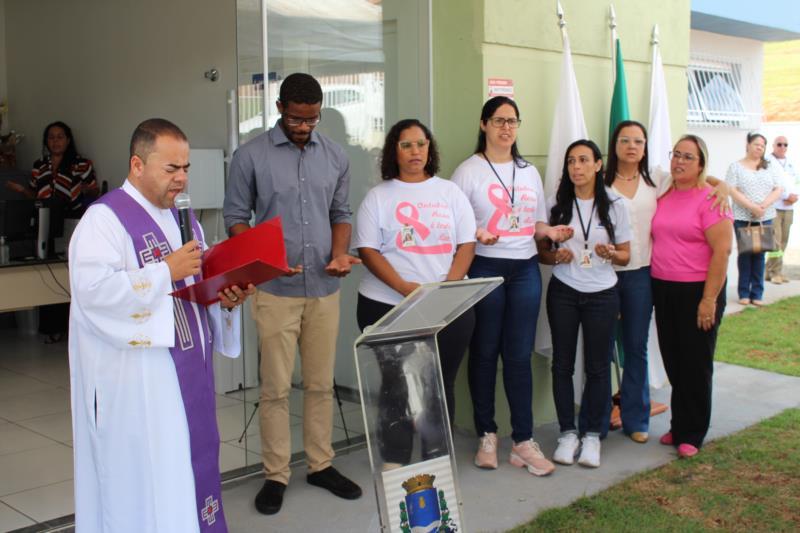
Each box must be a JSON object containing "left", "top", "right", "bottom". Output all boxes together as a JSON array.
[
  {"left": 544, "top": 0, "right": 587, "bottom": 197},
  {"left": 651, "top": 23, "right": 660, "bottom": 69},
  {"left": 609, "top": 5, "right": 617, "bottom": 81}
]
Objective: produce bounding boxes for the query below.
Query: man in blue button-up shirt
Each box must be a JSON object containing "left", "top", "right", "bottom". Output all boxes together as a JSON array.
[{"left": 223, "top": 73, "right": 362, "bottom": 516}]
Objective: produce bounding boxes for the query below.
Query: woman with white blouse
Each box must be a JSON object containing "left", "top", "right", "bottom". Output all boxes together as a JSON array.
[{"left": 599, "top": 120, "right": 669, "bottom": 443}]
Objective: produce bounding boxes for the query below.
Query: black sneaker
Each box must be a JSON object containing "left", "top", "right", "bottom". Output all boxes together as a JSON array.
[
  {"left": 254, "top": 479, "right": 286, "bottom": 515},
  {"left": 307, "top": 466, "right": 362, "bottom": 500}
]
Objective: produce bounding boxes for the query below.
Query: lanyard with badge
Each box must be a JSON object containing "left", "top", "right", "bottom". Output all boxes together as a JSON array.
[
  {"left": 574, "top": 198, "right": 595, "bottom": 268},
  {"left": 484, "top": 154, "right": 519, "bottom": 231}
]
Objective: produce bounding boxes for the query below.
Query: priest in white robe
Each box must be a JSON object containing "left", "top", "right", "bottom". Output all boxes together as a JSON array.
[{"left": 68, "top": 118, "right": 254, "bottom": 533}]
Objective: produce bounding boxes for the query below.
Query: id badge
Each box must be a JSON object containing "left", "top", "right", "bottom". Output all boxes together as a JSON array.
[
  {"left": 580, "top": 248, "right": 593, "bottom": 268},
  {"left": 508, "top": 214, "right": 520, "bottom": 232},
  {"left": 401, "top": 226, "right": 415, "bottom": 247}
]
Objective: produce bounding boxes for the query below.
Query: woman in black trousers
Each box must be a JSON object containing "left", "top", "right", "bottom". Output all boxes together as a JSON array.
[{"left": 650, "top": 135, "right": 733, "bottom": 457}]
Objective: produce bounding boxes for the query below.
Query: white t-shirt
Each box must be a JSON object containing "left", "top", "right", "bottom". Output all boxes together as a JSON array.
[
  {"left": 611, "top": 168, "right": 672, "bottom": 271},
  {"left": 451, "top": 154, "right": 547, "bottom": 259},
  {"left": 548, "top": 188, "right": 632, "bottom": 293},
  {"left": 766, "top": 154, "right": 799, "bottom": 211},
  {"left": 354, "top": 176, "right": 477, "bottom": 305}
]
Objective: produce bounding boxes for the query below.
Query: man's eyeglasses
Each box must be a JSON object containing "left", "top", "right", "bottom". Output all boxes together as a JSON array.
[
  {"left": 398, "top": 139, "right": 430, "bottom": 151},
  {"left": 487, "top": 117, "right": 521, "bottom": 129},
  {"left": 777, "top": 143, "right": 789, "bottom": 148},
  {"left": 669, "top": 151, "right": 698, "bottom": 162},
  {"left": 283, "top": 115, "right": 321, "bottom": 127}
]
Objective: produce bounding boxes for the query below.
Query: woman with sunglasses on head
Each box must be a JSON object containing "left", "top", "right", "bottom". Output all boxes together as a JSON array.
[
  {"left": 726, "top": 132, "right": 784, "bottom": 306},
  {"left": 651, "top": 135, "right": 733, "bottom": 458},
  {"left": 537, "top": 139, "right": 632, "bottom": 469},
  {"left": 353, "top": 119, "right": 476, "bottom": 468},
  {"left": 596, "top": 121, "right": 729, "bottom": 444},
  {"left": 451, "top": 96, "right": 571, "bottom": 477}
]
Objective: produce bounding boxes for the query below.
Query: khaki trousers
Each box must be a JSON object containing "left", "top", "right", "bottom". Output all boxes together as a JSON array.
[
  {"left": 252, "top": 290, "right": 340, "bottom": 484},
  {"left": 766, "top": 209, "right": 793, "bottom": 279}
]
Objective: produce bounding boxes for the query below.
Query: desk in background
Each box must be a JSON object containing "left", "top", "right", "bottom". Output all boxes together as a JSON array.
[{"left": 0, "top": 258, "right": 70, "bottom": 313}]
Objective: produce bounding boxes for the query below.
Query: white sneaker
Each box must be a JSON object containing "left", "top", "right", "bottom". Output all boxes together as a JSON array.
[
  {"left": 578, "top": 435, "right": 601, "bottom": 468},
  {"left": 553, "top": 432, "right": 580, "bottom": 465}
]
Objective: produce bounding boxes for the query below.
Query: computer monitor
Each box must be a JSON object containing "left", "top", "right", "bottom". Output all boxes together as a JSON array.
[
  {"left": 0, "top": 199, "right": 36, "bottom": 260},
  {"left": 0, "top": 198, "right": 66, "bottom": 260},
  {"left": 0, "top": 198, "right": 36, "bottom": 239}
]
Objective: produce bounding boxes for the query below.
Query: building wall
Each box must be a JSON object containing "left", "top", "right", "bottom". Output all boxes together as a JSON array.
[
  {"left": 0, "top": 0, "right": 8, "bottom": 133},
  {"left": 687, "top": 29, "right": 764, "bottom": 179},
  {"left": 432, "top": 0, "right": 692, "bottom": 431},
  {"left": 5, "top": 0, "right": 236, "bottom": 184}
]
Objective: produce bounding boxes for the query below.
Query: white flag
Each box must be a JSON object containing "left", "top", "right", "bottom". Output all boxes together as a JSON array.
[
  {"left": 544, "top": 28, "right": 588, "bottom": 198},
  {"left": 645, "top": 27, "right": 671, "bottom": 390},
  {"left": 536, "top": 20, "right": 589, "bottom": 404},
  {"left": 648, "top": 31, "right": 672, "bottom": 175}
]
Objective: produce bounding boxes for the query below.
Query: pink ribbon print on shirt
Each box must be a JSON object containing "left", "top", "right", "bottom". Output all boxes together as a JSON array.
[
  {"left": 394, "top": 201, "right": 453, "bottom": 255},
  {"left": 486, "top": 183, "right": 535, "bottom": 236}
]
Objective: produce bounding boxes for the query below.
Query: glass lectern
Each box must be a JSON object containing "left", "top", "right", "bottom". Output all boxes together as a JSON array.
[{"left": 354, "top": 278, "right": 502, "bottom": 533}]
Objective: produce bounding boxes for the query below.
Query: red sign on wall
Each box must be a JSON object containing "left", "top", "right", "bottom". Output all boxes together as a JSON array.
[{"left": 487, "top": 78, "right": 514, "bottom": 98}]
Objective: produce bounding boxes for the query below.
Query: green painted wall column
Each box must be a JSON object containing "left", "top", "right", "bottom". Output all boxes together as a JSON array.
[{"left": 432, "top": 0, "right": 691, "bottom": 436}]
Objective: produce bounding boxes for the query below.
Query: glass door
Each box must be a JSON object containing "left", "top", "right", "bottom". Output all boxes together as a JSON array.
[{"left": 227, "top": 0, "right": 431, "bottom": 473}]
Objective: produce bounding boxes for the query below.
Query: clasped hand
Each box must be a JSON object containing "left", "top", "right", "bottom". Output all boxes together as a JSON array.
[{"left": 594, "top": 243, "right": 616, "bottom": 262}]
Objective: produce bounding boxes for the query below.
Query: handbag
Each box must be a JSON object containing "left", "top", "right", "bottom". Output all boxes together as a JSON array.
[{"left": 735, "top": 221, "right": 777, "bottom": 254}]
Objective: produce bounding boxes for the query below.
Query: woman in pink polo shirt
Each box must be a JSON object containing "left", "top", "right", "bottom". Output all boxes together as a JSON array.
[{"left": 650, "top": 134, "right": 733, "bottom": 458}]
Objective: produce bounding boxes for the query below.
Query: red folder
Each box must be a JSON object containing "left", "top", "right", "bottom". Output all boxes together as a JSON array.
[{"left": 171, "top": 217, "right": 290, "bottom": 305}]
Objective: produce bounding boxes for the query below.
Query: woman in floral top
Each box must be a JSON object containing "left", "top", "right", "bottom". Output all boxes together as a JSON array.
[{"left": 725, "top": 133, "right": 783, "bottom": 306}]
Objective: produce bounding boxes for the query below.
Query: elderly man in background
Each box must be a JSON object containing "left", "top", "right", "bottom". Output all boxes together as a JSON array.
[{"left": 766, "top": 135, "right": 798, "bottom": 284}]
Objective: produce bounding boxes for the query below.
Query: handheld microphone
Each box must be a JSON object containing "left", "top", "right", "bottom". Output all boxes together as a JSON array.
[{"left": 175, "top": 193, "right": 193, "bottom": 245}]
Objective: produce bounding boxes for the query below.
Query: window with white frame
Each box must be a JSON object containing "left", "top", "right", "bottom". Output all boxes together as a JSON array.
[{"left": 687, "top": 55, "right": 758, "bottom": 127}]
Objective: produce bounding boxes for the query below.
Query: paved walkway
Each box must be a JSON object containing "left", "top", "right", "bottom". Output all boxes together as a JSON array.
[
  {"left": 222, "top": 281, "right": 800, "bottom": 532},
  {"left": 222, "top": 364, "right": 800, "bottom": 532}
]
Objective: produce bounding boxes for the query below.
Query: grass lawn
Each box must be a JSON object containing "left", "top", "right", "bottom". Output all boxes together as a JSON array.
[
  {"left": 512, "top": 408, "right": 800, "bottom": 532},
  {"left": 512, "top": 297, "right": 800, "bottom": 532},
  {"left": 764, "top": 40, "right": 800, "bottom": 121},
  {"left": 715, "top": 296, "right": 800, "bottom": 377}
]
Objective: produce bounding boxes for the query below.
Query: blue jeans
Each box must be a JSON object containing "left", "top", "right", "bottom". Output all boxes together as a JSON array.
[
  {"left": 467, "top": 254, "right": 542, "bottom": 443},
  {"left": 547, "top": 277, "right": 619, "bottom": 435},
  {"left": 735, "top": 219, "right": 772, "bottom": 301},
  {"left": 616, "top": 267, "right": 652, "bottom": 433}
]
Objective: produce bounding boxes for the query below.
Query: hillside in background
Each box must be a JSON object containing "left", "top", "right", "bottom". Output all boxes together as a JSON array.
[{"left": 763, "top": 39, "right": 800, "bottom": 121}]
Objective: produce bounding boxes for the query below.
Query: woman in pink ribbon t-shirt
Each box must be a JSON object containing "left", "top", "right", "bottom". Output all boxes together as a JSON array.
[{"left": 354, "top": 118, "right": 477, "bottom": 469}]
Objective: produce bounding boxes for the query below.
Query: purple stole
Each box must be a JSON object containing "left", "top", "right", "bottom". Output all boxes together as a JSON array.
[{"left": 97, "top": 189, "right": 227, "bottom": 532}]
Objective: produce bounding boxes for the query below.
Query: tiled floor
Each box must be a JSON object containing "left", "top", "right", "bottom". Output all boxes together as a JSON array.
[{"left": 0, "top": 328, "right": 363, "bottom": 532}]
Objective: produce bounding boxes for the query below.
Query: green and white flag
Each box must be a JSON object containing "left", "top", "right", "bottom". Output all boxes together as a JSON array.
[{"left": 609, "top": 38, "right": 630, "bottom": 141}]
